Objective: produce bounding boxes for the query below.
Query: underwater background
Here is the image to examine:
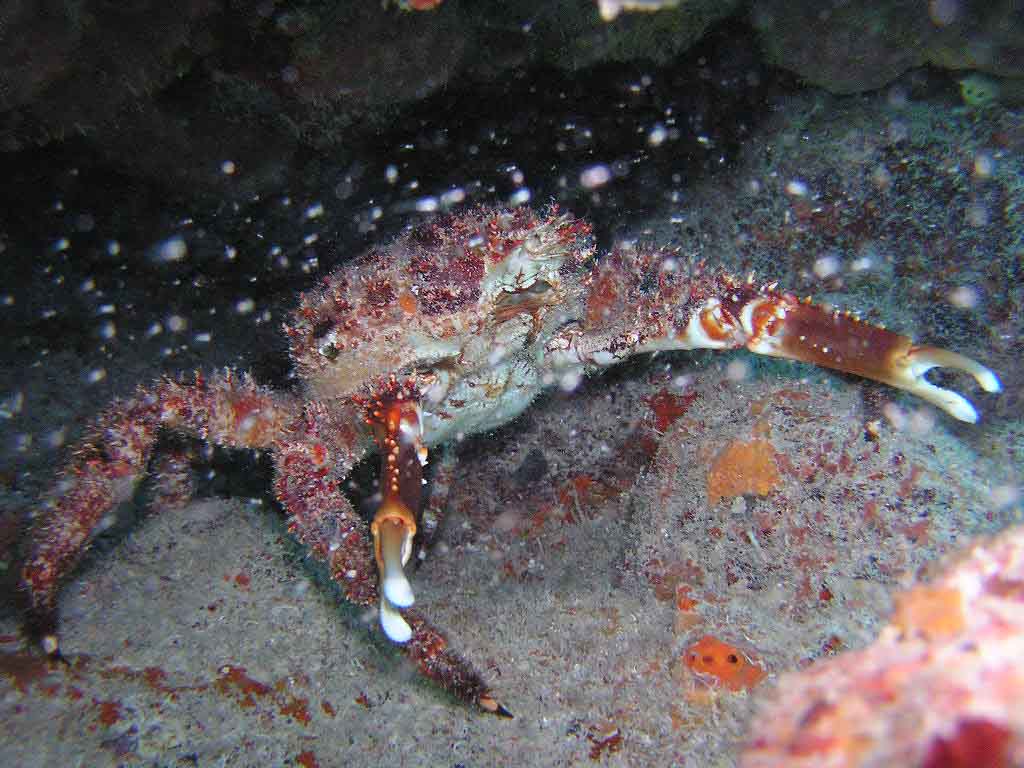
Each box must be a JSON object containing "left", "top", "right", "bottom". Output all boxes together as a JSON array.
[{"left": 1, "top": 2, "right": 1022, "bottom": 766}]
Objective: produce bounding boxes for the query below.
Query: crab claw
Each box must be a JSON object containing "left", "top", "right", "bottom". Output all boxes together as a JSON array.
[
  {"left": 740, "top": 296, "right": 1000, "bottom": 423},
  {"left": 359, "top": 375, "right": 428, "bottom": 643},
  {"left": 372, "top": 500, "right": 418, "bottom": 643}
]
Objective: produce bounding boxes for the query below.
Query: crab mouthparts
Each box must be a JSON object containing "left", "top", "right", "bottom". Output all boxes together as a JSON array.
[{"left": 372, "top": 501, "right": 417, "bottom": 643}]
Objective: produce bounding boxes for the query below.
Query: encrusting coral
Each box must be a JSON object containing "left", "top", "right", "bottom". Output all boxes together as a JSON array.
[{"left": 742, "top": 524, "right": 1024, "bottom": 767}]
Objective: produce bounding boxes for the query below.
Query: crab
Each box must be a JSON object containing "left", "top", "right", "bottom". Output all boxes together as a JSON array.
[{"left": 20, "top": 205, "right": 1000, "bottom": 715}]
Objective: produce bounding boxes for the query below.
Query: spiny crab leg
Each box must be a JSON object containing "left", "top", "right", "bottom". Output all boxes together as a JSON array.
[
  {"left": 569, "top": 261, "right": 999, "bottom": 423},
  {"left": 360, "top": 375, "right": 428, "bottom": 643},
  {"left": 736, "top": 294, "right": 1002, "bottom": 423}
]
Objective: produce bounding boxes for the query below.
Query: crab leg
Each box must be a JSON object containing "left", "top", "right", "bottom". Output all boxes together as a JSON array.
[
  {"left": 567, "top": 252, "right": 1000, "bottom": 422},
  {"left": 286, "top": 382, "right": 508, "bottom": 714},
  {"left": 20, "top": 370, "right": 295, "bottom": 655}
]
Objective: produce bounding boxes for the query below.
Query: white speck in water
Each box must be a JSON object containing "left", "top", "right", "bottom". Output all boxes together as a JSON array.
[
  {"left": 509, "top": 188, "right": 531, "bottom": 206},
  {"left": 441, "top": 187, "right": 465, "bottom": 208},
  {"left": 166, "top": 315, "right": 187, "bottom": 333},
  {"left": 973, "top": 152, "right": 994, "bottom": 178},
  {"left": 580, "top": 164, "right": 612, "bottom": 189},
  {"left": 948, "top": 285, "right": 978, "bottom": 309},
  {"left": 221, "top": 160, "right": 236, "bottom": 175},
  {"left": 304, "top": 202, "right": 324, "bottom": 220},
  {"left": 813, "top": 252, "right": 841, "bottom": 279},
  {"left": 236, "top": 298, "right": 255, "bottom": 314},
  {"left": 46, "top": 428, "right": 66, "bottom": 448},
  {"left": 784, "top": 180, "right": 808, "bottom": 197},
  {"left": 86, "top": 368, "right": 107, "bottom": 384},
  {"left": 155, "top": 235, "right": 187, "bottom": 263},
  {"left": 647, "top": 123, "right": 668, "bottom": 147},
  {"left": 850, "top": 255, "right": 873, "bottom": 272}
]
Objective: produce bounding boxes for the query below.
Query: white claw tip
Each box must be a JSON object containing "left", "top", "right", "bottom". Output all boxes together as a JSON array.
[
  {"left": 977, "top": 369, "right": 1001, "bottom": 393},
  {"left": 946, "top": 396, "right": 980, "bottom": 424},
  {"left": 383, "top": 571, "right": 415, "bottom": 608},
  {"left": 380, "top": 597, "right": 412, "bottom": 643}
]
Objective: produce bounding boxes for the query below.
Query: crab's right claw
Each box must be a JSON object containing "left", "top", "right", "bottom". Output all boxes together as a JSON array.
[
  {"left": 883, "top": 345, "right": 1001, "bottom": 423},
  {"left": 741, "top": 295, "right": 1001, "bottom": 423}
]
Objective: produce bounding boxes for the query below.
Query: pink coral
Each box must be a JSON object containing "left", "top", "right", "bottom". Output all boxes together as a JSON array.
[{"left": 742, "top": 525, "right": 1024, "bottom": 767}]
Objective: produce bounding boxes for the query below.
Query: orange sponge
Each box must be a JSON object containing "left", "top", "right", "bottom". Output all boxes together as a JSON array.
[
  {"left": 684, "top": 635, "right": 767, "bottom": 691},
  {"left": 707, "top": 438, "right": 781, "bottom": 505}
]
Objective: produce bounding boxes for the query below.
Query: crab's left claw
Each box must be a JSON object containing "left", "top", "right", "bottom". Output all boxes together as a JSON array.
[
  {"left": 739, "top": 295, "right": 1001, "bottom": 423},
  {"left": 361, "top": 376, "right": 429, "bottom": 643}
]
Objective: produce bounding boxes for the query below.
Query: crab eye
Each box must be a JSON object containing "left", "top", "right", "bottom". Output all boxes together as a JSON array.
[{"left": 319, "top": 342, "right": 339, "bottom": 360}]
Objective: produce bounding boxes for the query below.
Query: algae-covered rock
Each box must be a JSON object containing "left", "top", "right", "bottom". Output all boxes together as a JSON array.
[{"left": 752, "top": 0, "right": 1024, "bottom": 94}]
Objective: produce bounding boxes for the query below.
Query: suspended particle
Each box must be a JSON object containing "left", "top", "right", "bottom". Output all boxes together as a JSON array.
[
  {"left": 973, "top": 152, "right": 995, "bottom": 178},
  {"left": 850, "top": 255, "right": 873, "bottom": 272},
  {"left": 236, "top": 298, "right": 255, "bottom": 315},
  {"left": 166, "top": 315, "right": 188, "bottom": 333},
  {"left": 154, "top": 236, "right": 187, "bottom": 263},
  {"left": 385, "top": 165, "right": 399, "bottom": 184},
  {"left": 415, "top": 197, "right": 439, "bottom": 213},
  {"left": 440, "top": 188, "right": 465, "bottom": 208},
  {"left": 86, "top": 368, "right": 107, "bottom": 384},
  {"left": 509, "top": 188, "right": 531, "bottom": 206},
  {"left": 98, "top": 321, "right": 116, "bottom": 340},
  {"left": 221, "top": 160, "right": 237, "bottom": 175},
  {"left": 45, "top": 427, "right": 66, "bottom": 449},
  {"left": 647, "top": 123, "right": 668, "bottom": 147},
  {"left": 784, "top": 180, "right": 808, "bottom": 197},
  {"left": 948, "top": 286, "right": 978, "bottom": 309},
  {"left": 813, "top": 252, "right": 841, "bottom": 279},
  {"left": 580, "top": 164, "right": 612, "bottom": 189},
  {"left": 304, "top": 202, "right": 325, "bottom": 220}
]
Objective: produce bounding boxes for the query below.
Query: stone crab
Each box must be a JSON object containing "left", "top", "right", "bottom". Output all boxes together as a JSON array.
[{"left": 20, "top": 205, "right": 1000, "bottom": 715}]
